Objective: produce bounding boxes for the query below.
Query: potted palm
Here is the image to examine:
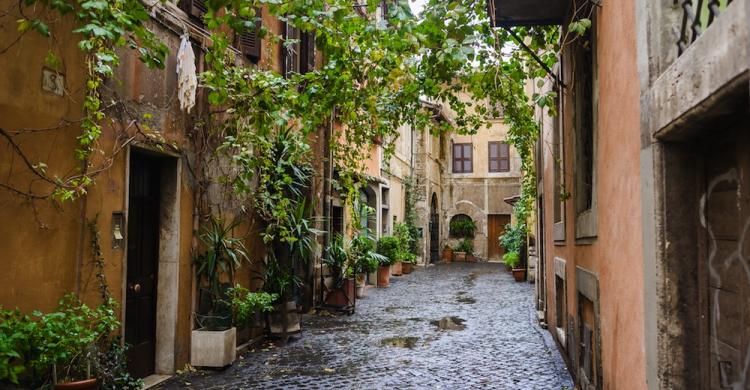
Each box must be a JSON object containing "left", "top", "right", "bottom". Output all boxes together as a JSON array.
[
  {"left": 376, "top": 236, "right": 399, "bottom": 287},
  {"left": 323, "top": 234, "right": 355, "bottom": 307},
  {"left": 192, "top": 217, "right": 249, "bottom": 368},
  {"left": 351, "top": 233, "right": 386, "bottom": 298}
]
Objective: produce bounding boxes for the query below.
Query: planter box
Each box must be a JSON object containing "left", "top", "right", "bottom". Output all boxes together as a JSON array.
[
  {"left": 377, "top": 265, "right": 390, "bottom": 287},
  {"left": 443, "top": 248, "right": 454, "bottom": 262},
  {"left": 191, "top": 327, "right": 237, "bottom": 368},
  {"left": 454, "top": 251, "right": 466, "bottom": 262}
]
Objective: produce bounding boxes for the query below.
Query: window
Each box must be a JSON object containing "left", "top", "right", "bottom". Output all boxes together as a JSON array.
[
  {"left": 179, "top": 0, "right": 207, "bottom": 21},
  {"left": 283, "top": 25, "right": 315, "bottom": 77},
  {"left": 489, "top": 101, "right": 504, "bottom": 119},
  {"left": 552, "top": 84, "right": 566, "bottom": 242},
  {"left": 488, "top": 141, "right": 510, "bottom": 172},
  {"left": 452, "top": 143, "right": 473, "bottom": 173},
  {"left": 237, "top": 9, "right": 262, "bottom": 62}
]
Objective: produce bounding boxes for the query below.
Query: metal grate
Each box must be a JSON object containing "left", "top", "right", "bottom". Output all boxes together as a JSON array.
[{"left": 677, "top": 0, "right": 733, "bottom": 55}]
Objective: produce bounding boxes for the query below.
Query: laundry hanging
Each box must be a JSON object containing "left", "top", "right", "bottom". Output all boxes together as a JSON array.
[{"left": 176, "top": 33, "right": 197, "bottom": 113}]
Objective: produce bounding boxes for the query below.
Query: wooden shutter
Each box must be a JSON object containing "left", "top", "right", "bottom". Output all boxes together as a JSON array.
[
  {"left": 300, "top": 32, "right": 315, "bottom": 74},
  {"left": 180, "top": 0, "right": 207, "bottom": 19},
  {"left": 283, "top": 22, "right": 300, "bottom": 78},
  {"left": 582, "top": 323, "right": 593, "bottom": 381},
  {"left": 453, "top": 143, "right": 472, "bottom": 173},
  {"left": 239, "top": 9, "right": 262, "bottom": 62},
  {"left": 499, "top": 142, "right": 510, "bottom": 172}
]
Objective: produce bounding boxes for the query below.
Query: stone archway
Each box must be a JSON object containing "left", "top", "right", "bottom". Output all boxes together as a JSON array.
[{"left": 444, "top": 200, "right": 487, "bottom": 259}]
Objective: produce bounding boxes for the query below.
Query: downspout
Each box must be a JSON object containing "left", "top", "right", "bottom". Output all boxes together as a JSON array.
[{"left": 319, "top": 107, "right": 334, "bottom": 307}]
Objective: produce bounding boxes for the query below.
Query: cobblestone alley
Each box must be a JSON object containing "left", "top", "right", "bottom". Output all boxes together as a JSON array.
[{"left": 159, "top": 263, "right": 572, "bottom": 389}]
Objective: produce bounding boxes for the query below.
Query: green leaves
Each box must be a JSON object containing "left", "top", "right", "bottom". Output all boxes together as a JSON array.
[{"left": 569, "top": 18, "right": 592, "bottom": 36}]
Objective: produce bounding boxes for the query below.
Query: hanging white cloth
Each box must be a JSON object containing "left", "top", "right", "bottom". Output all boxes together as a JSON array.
[{"left": 176, "top": 33, "right": 197, "bottom": 113}]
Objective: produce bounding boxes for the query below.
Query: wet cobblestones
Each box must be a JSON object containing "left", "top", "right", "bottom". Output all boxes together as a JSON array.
[{"left": 159, "top": 262, "right": 573, "bottom": 389}]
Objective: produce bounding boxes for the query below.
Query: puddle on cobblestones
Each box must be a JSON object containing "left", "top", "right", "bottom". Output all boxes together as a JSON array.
[
  {"left": 455, "top": 291, "right": 476, "bottom": 304},
  {"left": 431, "top": 316, "right": 466, "bottom": 331},
  {"left": 407, "top": 317, "right": 422, "bottom": 322},
  {"left": 380, "top": 336, "right": 420, "bottom": 348},
  {"left": 385, "top": 306, "right": 408, "bottom": 313}
]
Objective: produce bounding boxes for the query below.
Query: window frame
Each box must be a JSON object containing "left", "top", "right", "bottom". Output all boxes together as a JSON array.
[
  {"left": 488, "top": 141, "right": 510, "bottom": 173},
  {"left": 452, "top": 143, "right": 473, "bottom": 174}
]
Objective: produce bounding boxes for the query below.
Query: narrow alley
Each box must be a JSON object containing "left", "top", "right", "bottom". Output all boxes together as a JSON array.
[{"left": 159, "top": 263, "right": 572, "bottom": 389}]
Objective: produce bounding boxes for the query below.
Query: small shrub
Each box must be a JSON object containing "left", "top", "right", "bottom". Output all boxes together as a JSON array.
[
  {"left": 503, "top": 252, "right": 521, "bottom": 269},
  {"left": 376, "top": 236, "right": 400, "bottom": 265},
  {"left": 454, "top": 239, "right": 473, "bottom": 255}
]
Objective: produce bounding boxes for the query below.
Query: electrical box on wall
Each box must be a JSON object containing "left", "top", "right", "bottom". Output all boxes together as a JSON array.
[{"left": 112, "top": 212, "right": 125, "bottom": 249}]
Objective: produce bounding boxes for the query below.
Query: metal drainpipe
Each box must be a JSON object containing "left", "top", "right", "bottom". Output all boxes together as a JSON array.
[{"left": 319, "top": 108, "right": 334, "bottom": 307}]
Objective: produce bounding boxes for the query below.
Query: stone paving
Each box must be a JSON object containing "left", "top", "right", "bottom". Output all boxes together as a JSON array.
[{"left": 159, "top": 262, "right": 573, "bottom": 389}]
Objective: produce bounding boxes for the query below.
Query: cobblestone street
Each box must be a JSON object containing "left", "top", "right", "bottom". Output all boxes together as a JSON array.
[{"left": 159, "top": 263, "right": 572, "bottom": 389}]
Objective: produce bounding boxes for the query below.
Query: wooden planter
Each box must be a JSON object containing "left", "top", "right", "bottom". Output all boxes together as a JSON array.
[
  {"left": 377, "top": 265, "right": 391, "bottom": 287},
  {"left": 453, "top": 251, "right": 466, "bottom": 262},
  {"left": 512, "top": 268, "right": 527, "bottom": 282},
  {"left": 54, "top": 378, "right": 98, "bottom": 390},
  {"left": 392, "top": 261, "right": 403, "bottom": 276},
  {"left": 442, "top": 248, "right": 454, "bottom": 262},
  {"left": 402, "top": 262, "right": 414, "bottom": 274}
]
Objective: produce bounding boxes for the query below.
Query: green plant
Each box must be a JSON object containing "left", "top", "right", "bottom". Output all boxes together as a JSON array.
[
  {"left": 454, "top": 239, "right": 474, "bottom": 255},
  {"left": 95, "top": 342, "right": 143, "bottom": 390},
  {"left": 194, "top": 216, "right": 250, "bottom": 329},
  {"left": 226, "top": 285, "right": 277, "bottom": 328},
  {"left": 394, "top": 222, "right": 419, "bottom": 256},
  {"left": 503, "top": 252, "right": 521, "bottom": 269},
  {"left": 499, "top": 223, "right": 527, "bottom": 255},
  {"left": 0, "top": 309, "right": 35, "bottom": 384},
  {"left": 399, "top": 251, "right": 417, "bottom": 264},
  {"left": 376, "top": 236, "right": 400, "bottom": 266},
  {"left": 450, "top": 219, "right": 476, "bottom": 238},
  {"left": 351, "top": 233, "right": 387, "bottom": 274}
]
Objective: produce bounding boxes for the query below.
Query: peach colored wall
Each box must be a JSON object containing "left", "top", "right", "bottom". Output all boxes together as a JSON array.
[{"left": 540, "top": 0, "right": 645, "bottom": 388}]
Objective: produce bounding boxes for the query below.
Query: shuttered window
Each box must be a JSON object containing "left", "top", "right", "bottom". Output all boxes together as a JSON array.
[
  {"left": 179, "top": 0, "right": 207, "bottom": 21},
  {"left": 238, "top": 9, "right": 262, "bottom": 62},
  {"left": 284, "top": 24, "right": 314, "bottom": 77},
  {"left": 452, "top": 143, "right": 473, "bottom": 173},
  {"left": 488, "top": 141, "right": 510, "bottom": 172}
]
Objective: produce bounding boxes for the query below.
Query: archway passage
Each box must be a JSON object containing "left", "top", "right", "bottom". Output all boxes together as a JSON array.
[{"left": 429, "top": 193, "right": 439, "bottom": 262}]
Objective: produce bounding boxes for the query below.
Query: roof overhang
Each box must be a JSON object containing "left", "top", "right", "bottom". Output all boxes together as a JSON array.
[{"left": 488, "top": 0, "right": 569, "bottom": 27}]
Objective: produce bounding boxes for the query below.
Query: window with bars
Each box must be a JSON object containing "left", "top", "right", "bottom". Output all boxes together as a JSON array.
[
  {"left": 452, "top": 143, "right": 473, "bottom": 173},
  {"left": 488, "top": 141, "right": 510, "bottom": 172}
]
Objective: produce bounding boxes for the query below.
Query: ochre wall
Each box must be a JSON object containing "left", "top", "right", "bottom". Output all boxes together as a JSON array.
[{"left": 540, "top": 0, "right": 646, "bottom": 387}]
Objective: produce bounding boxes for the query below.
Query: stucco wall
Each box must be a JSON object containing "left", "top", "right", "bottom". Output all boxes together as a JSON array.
[{"left": 539, "top": 0, "right": 646, "bottom": 388}]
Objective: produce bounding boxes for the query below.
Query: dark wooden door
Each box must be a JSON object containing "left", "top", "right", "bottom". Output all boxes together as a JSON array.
[
  {"left": 125, "top": 152, "right": 161, "bottom": 378},
  {"left": 487, "top": 215, "right": 511, "bottom": 261},
  {"left": 429, "top": 194, "right": 439, "bottom": 262},
  {"left": 702, "top": 127, "right": 750, "bottom": 389}
]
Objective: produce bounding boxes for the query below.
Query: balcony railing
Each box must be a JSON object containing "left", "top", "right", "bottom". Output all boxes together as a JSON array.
[{"left": 677, "top": 0, "right": 733, "bottom": 55}]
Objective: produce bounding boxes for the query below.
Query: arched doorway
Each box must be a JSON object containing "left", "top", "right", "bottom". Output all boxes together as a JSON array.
[{"left": 429, "top": 193, "right": 439, "bottom": 262}]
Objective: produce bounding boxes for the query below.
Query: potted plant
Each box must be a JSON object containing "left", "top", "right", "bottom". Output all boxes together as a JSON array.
[
  {"left": 351, "top": 232, "right": 386, "bottom": 298},
  {"left": 192, "top": 216, "right": 249, "bottom": 368},
  {"left": 226, "top": 285, "right": 277, "bottom": 346},
  {"left": 449, "top": 219, "right": 476, "bottom": 238},
  {"left": 401, "top": 251, "right": 417, "bottom": 274},
  {"left": 323, "top": 234, "right": 355, "bottom": 306},
  {"left": 376, "top": 236, "right": 399, "bottom": 287},
  {"left": 453, "top": 239, "right": 473, "bottom": 262},
  {"left": 500, "top": 223, "right": 527, "bottom": 280},
  {"left": 442, "top": 244, "right": 454, "bottom": 262}
]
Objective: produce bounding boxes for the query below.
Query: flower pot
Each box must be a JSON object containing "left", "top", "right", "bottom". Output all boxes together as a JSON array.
[
  {"left": 442, "top": 248, "right": 453, "bottom": 262},
  {"left": 191, "top": 327, "right": 237, "bottom": 367},
  {"left": 269, "top": 301, "right": 301, "bottom": 335},
  {"left": 356, "top": 283, "right": 367, "bottom": 298},
  {"left": 377, "top": 265, "right": 391, "bottom": 287},
  {"left": 512, "top": 268, "right": 527, "bottom": 282},
  {"left": 54, "top": 378, "right": 98, "bottom": 390},
  {"left": 402, "top": 262, "right": 414, "bottom": 274},
  {"left": 454, "top": 251, "right": 466, "bottom": 262},
  {"left": 392, "top": 261, "right": 403, "bottom": 276},
  {"left": 466, "top": 254, "right": 476, "bottom": 263}
]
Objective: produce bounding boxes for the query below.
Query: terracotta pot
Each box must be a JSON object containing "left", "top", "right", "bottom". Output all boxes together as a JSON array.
[
  {"left": 454, "top": 251, "right": 466, "bottom": 262},
  {"left": 325, "top": 278, "right": 356, "bottom": 306},
  {"left": 54, "top": 378, "right": 98, "bottom": 390},
  {"left": 466, "top": 254, "right": 476, "bottom": 263},
  {"left": 377, "top": 266, "right": 391, "bottom": 287},
  {"left": 402, "top": 263, "right": 414, "bottom": 274},
  {"left": 442, "top": 248, "right": 453, "bottom": 262},
  {"left": 512, "top": 268, "right": 526, "bottom": 282},
  {"left": 392, "top": 261, "right": 403, "bottom": 276}
]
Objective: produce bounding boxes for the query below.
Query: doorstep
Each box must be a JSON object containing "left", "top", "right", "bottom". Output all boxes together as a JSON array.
[{"left": 142, "top": 374, "right": 171, "bottom": 389}]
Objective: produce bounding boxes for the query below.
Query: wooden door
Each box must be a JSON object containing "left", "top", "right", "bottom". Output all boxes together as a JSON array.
[
  {"left": 429, "top": 194, "right": 439, "bottom": 263},
  {"left": 488, "top": 215, "right": 511, "bottom": 261},
  {"left": 125, "top": 152, "right": 161, "bottom": 378},
  {"left": 702, "top": 127, "right": 750, "bottom": 389}
]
